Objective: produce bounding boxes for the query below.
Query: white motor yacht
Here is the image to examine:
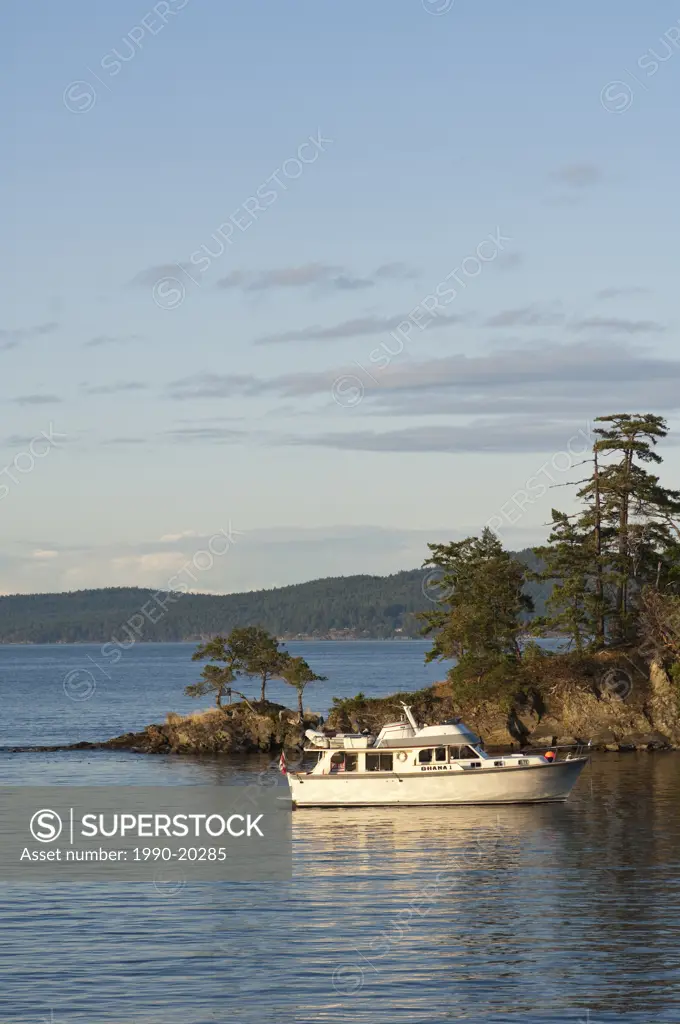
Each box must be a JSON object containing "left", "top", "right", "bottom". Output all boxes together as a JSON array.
[{"left": 285, "top": 703, "right": 588, "bottom": 808}]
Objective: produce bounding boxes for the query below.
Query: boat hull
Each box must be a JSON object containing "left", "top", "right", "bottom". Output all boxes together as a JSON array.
[{"left": 287, "top": 758, "right": 588, "bottom": 807}]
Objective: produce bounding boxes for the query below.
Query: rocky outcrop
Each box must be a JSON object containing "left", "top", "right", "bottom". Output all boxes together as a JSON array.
[
  {"left": 648, "top": 658, "right": 680, "bottom": 746},
  {"left": 13, "top": 703, "right": 321, "bottom": 756},
  {"left": 113, "top": 704, "right": 322, "bottom": 754},
  {"left": 326, "top": 651, "right": 680, "bottom": 751}
]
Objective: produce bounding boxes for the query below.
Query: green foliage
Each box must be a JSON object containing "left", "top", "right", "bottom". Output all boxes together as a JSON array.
[
  {"left": 534, "top": 413, "right": 680, "bottom": 652},
  {"left": 187, "top": 627, "right": 326, "bottom": 714},
  {"left": 226, "top": 625, "right": 288, "bottom": 702},
  {"left": 420, "top": 528, "right": 533, "bottom": 706},
  {"left": 532, "top": 510, "right": 600, "bottom": 651},
  {"left": 328, "top": 688, "right": 432, "bottom": 731},
  {"left": 0, "top": 563, "right": 552, "bottom": 643},
  {"left": 185, "top": 662, "right": 236, "bottom": 709},
  {"left": 188, "top": 632, "right": 243, "bottom": 708},
  {"left": 330, "top": 691, "right": 368, "bottom": 711},
  {"left": 280, "top": 655, "right": 327, "bottom": 718},
  {"left": 447, "top": 659, "right": 526, "bottom": 712},
  {"left": 586, "top": 414, "right": 680, "bottom": 641},
  {"left": 421, "top": 528, "right": 533, "bottom": 666}
]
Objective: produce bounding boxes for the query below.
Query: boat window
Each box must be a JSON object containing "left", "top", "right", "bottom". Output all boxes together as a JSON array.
[
  {"left": 435, "top": 747, "right": 447, "bottom": 762},
  {"left": 365, "top": 753, "right": 393, "bottom": 772},
  {"left": 418, "top": 749, "right": 433, "bottom": 764},
  {"left": 329, "top": 752, "right": 358, "bottom": 773},
  {"left": 449, "top": 745, "right": 480, "bottom": 761},
  {"left": 330, "top": 752, "right": 344, "bottom": 773}
]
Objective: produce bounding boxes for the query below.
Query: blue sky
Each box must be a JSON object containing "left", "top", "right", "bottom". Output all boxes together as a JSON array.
[{"left": 2, "top": 0, "right": 679, "bottom": 594}]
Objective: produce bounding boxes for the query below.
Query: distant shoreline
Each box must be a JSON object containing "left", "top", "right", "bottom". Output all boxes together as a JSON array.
[
  {"left": 0, "top": 636, "right": 430, "bottom": 647},
  {"left": 0, "top": 635, "right": 567, "bottom": 647}
]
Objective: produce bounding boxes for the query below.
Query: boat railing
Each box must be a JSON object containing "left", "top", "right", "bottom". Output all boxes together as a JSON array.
[{"left": 520, "top": 741, "right": 592, "bottom": 761}]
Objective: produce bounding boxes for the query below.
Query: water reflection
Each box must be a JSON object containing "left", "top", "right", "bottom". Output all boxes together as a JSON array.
[
  {"left": 0, "top": 754, "right": 678, "bottom": 1023},
  {"left": 284, "top": 758, "right": 680, "bottom": 1023}
]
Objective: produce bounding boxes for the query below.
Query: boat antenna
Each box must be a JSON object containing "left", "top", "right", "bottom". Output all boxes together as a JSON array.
[{"left": 400, "top": 702, "right": 419, "bottom": 732}]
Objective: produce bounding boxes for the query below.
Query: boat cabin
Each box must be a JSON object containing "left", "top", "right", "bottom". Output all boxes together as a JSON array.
[{"left": 300, "top": 704, "right": 553, "bottom": 776}]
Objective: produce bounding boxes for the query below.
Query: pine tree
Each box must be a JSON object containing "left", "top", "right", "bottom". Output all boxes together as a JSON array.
[
  {"left": 421, "top": 528, "right": 533, "bottom": 693},
  {"left": 187, "top": 633, "right": 243, "bottom": 708},
  {"left": 584, "top": 414, "right": 680, "bottom": 642},
  {"left": 227, "top": 625, "right": 288, "bottom": 703},
  {"left": 532, "top": 510, "right": 597, "bottom": 652},
  {"left": 534, "top": 413, "right": 680, "bottom": 650},
  {"left": 280, "top": 655, "right": 327, "bottom": 721}
]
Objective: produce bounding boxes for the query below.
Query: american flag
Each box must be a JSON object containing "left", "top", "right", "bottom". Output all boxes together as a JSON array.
[{"left": 279, "top": 750, "right": 287, "bottom": 774}]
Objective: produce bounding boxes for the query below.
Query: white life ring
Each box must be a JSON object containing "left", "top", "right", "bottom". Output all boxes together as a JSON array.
[{"left": 396, "top": 751, "right": 408, "bottom": 763}]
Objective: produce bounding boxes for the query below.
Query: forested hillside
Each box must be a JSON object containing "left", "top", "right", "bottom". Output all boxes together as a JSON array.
[{"left": 0, "top": 552, "right": 549, "bottom": 644}]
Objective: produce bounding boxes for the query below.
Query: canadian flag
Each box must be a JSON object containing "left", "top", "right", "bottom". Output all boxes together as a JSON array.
[{"left": 279, "top": 750, "right": 287, "bottom": 774}]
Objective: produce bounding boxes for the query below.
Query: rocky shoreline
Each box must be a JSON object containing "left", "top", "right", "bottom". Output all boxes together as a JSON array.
[
  {"left": 11, "top": 652, "right": 679, "bottom": 757},
  {"left": 8, "top": 703, "right": 321, "bottom": 756},
  {"left": 324, "top": 652, "right": 680, "bottom": 754}
]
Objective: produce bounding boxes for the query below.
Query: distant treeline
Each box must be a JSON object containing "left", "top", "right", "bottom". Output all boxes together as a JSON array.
[{"left": 0, "top": 550, "right": 549, "bottom": 644}]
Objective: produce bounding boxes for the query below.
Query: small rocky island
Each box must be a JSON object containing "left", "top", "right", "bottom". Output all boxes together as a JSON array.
[{"left": 30, "top": 647, "right": 677, "bottom": 758}]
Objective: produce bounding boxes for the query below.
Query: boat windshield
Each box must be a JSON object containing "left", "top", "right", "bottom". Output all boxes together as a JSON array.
[{"left": 448, "top": 745, "right": 482, "bottom": 760}]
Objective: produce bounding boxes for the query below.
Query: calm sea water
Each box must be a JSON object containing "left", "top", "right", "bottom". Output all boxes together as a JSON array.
[
  {"left": 0, "top": 640, "right": 447, "bottom": 749},
  {"left": 0, "top": 642, "right": 679, "bottom": 1023}
]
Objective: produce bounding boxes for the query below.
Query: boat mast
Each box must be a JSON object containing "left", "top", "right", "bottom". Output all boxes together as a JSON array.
[{"left": 400, "top": 703, "right": 419, "bottom": 732}]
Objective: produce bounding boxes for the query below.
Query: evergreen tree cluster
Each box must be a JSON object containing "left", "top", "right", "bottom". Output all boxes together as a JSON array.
[
  {"left": 421, "top": 413, "right": 680, "bottom": 701},
  {"left": 186, "top": 626, "right": 326, "bottom": 716},
  {"left": 533, "top": 414, "right": 680, "bottom": 650}
]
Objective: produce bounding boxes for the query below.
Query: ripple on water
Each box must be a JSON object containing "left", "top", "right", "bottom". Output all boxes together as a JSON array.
[{"left": 0, "top": 754, "right": 678, "bottom": 1022}]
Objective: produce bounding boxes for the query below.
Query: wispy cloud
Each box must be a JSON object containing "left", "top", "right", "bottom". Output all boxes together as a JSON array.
[
  {"left": 374, "top": 263, "right": 418, "bottom": 281},
  {"left": 279, "top": 341, "right": 678, "bottom": 398},
  {"left": 12, "top": 394, "right": 62, "bottom": 406},
  {"left": 165, "top": 341, "right": 680, "bottom": 422},
  {"left": 82, "top": 381, "right": 148, "bottom": 396},
  {"left": 278, "top": 404, "right": 680, "bottom": 454},
  {"left": 129, "top": 263, "right": 193, "bottom": 288},
  {"left": 551, "top": 163, "right": 603, "bottom": 188},
  {"left": 594, "top": 286, "right": 652, "bottom": 301},
  {"left": 100, "top": 437, "right": 148, "bottom": 446},
  {"left": 572, "top": 316, "right": 665, "bottom": 334},
  {"left": 164, "top": 426, "right": 246, "bottom": 443},
  {"left": 84, "top": 333, "right": 142, "bottom": 347},
  {"left": 168, "top": 373, "right": 260, "bottom": 400},
  {"left": 279, "top": 419, "right": 583, "bottom": 454},
  {"left": 253, "top": 311, "right": 466, "bottom": 346},
  {"left": 216, "top": 262, "right": 417, "bottom": 293},
  {"left": 485, "top": 304, "right": 564, "bottom": 328},
  {"left": 495, "top": 251, "right": 524, "bottom": 272},
  {"left": 0, "top": 322, "right": 59, "bottom": 350}
]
